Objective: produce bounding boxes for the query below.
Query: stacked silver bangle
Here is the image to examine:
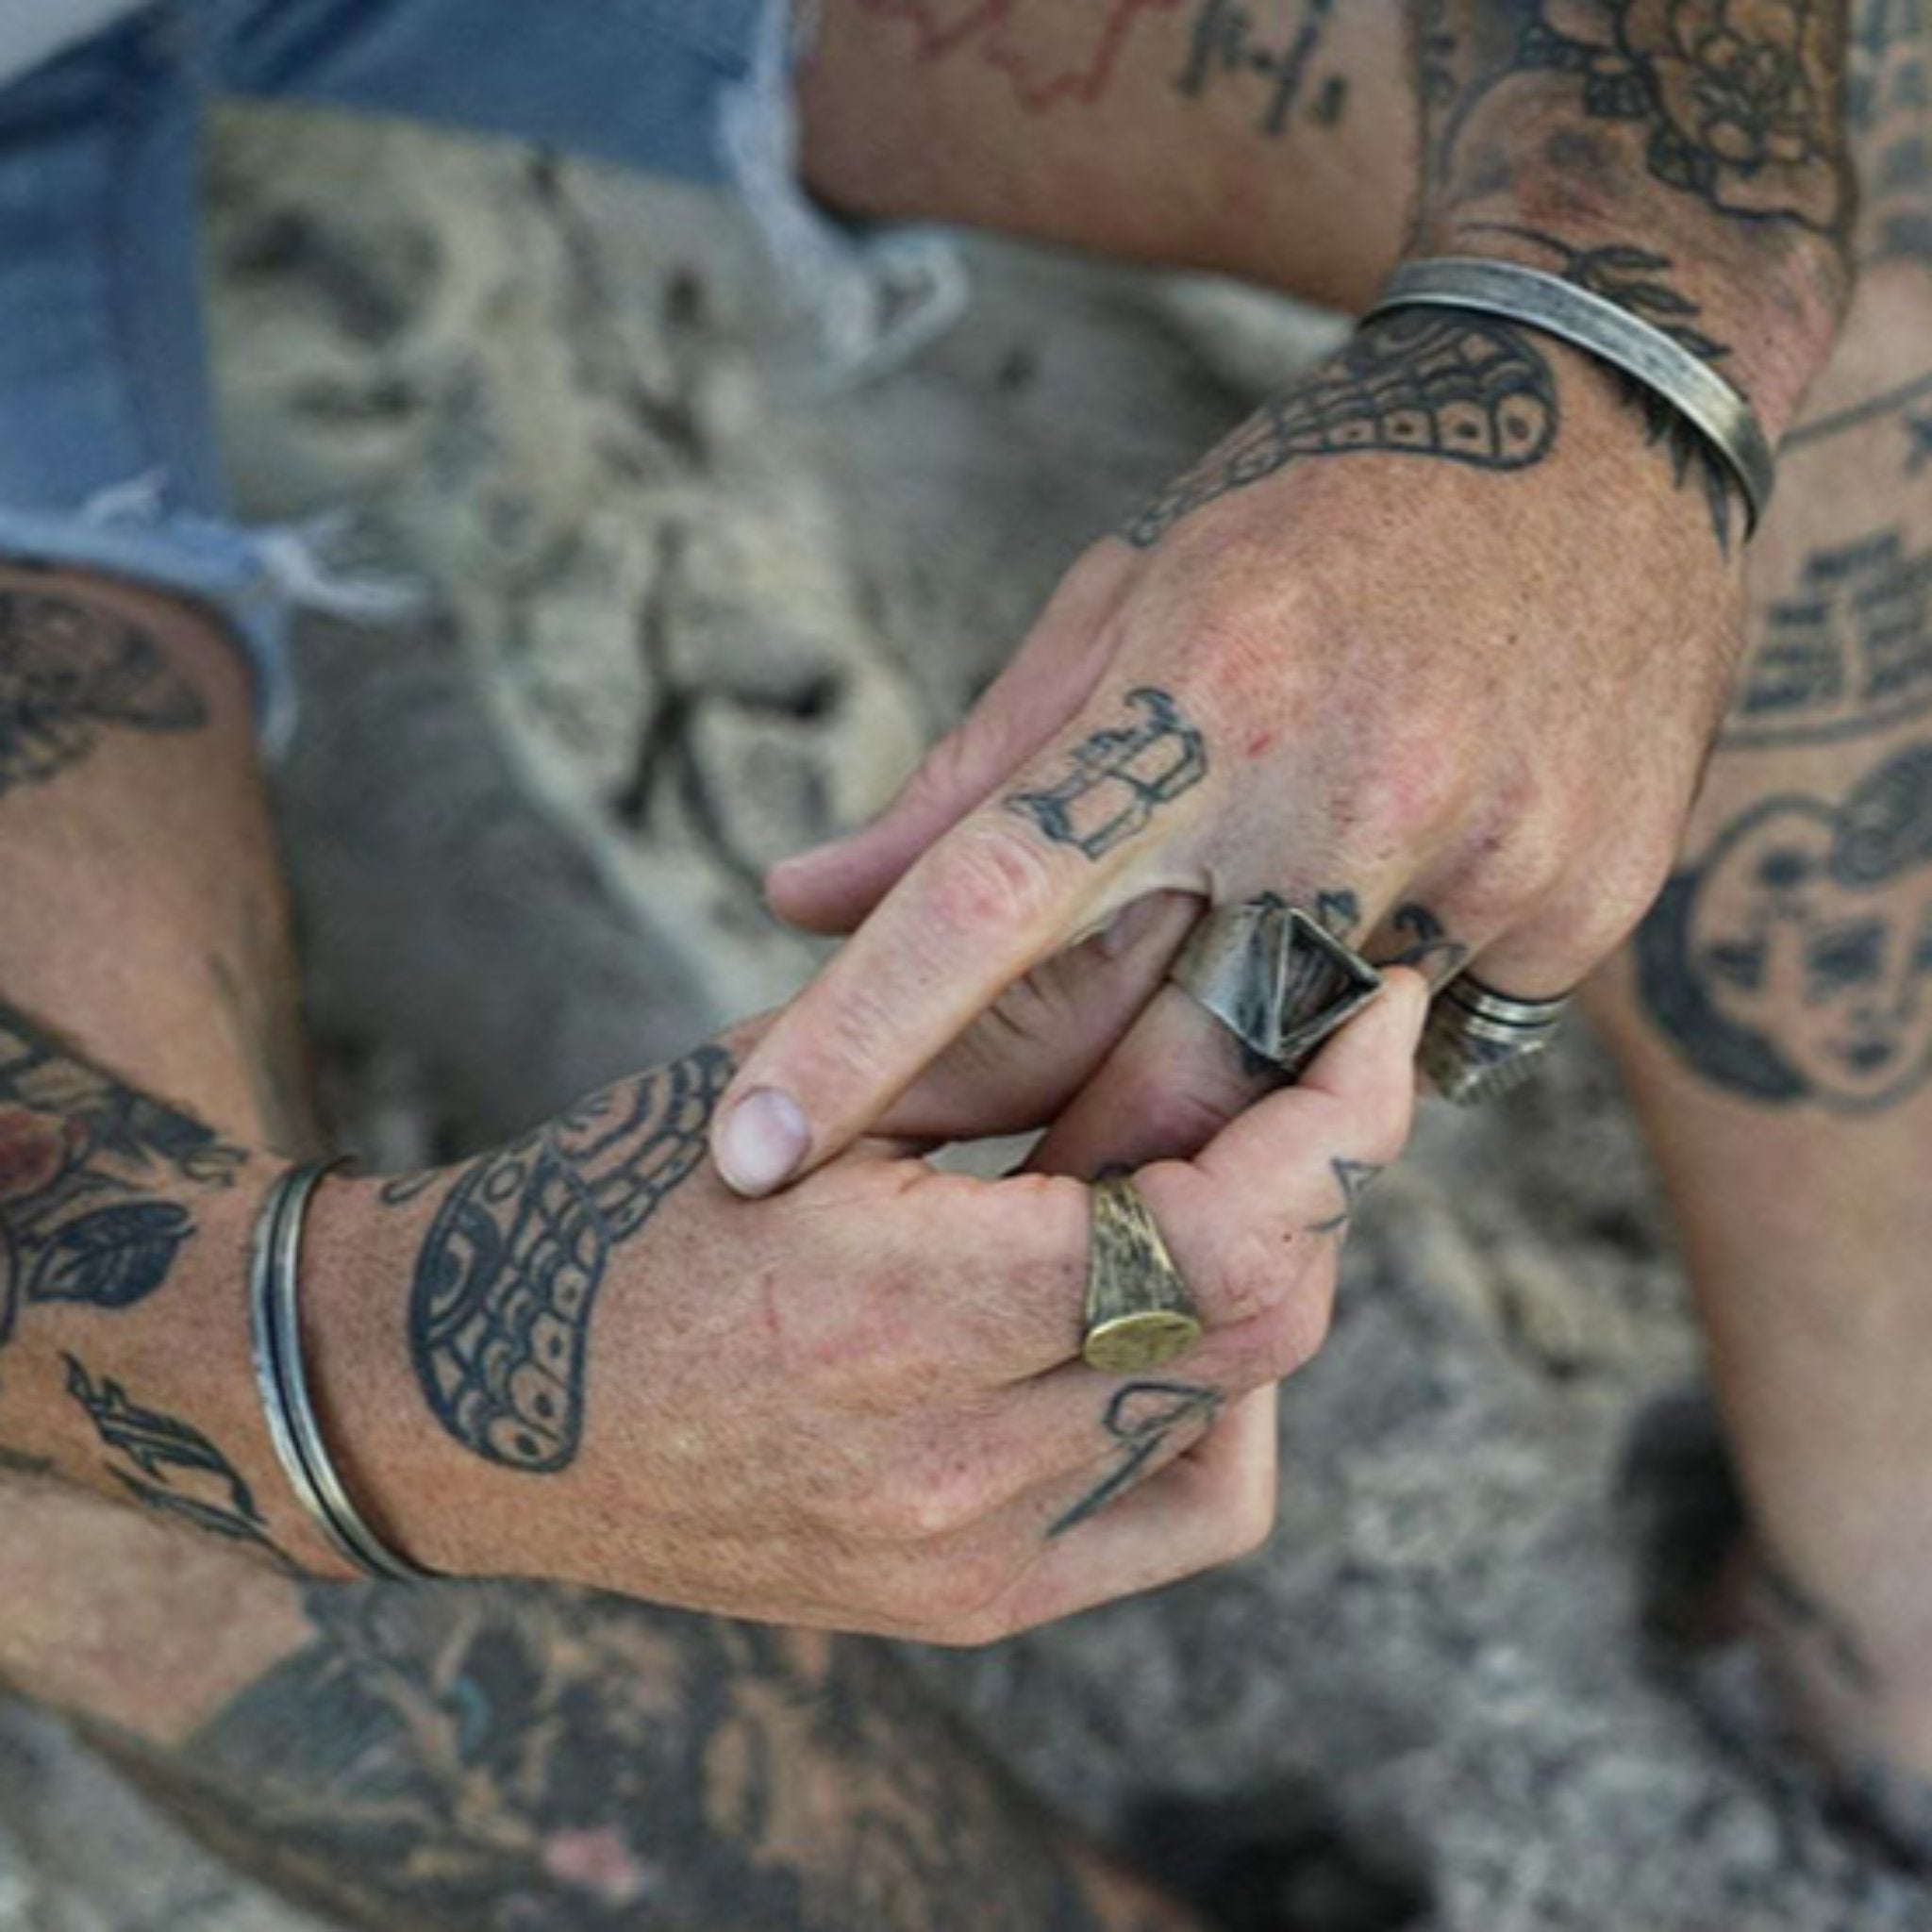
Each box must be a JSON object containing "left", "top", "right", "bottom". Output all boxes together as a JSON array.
[
  {"left": 1364, "top": 256, "right": 1776, "bottom": 534},
  {"left": 248, "top": 1158, "right": 436, "bottom": 1584}
]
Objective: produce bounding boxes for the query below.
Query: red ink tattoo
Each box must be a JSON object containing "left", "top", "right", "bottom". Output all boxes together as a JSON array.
[{"left": 859, "top": 0, "right": 1187, "bottom": 111}]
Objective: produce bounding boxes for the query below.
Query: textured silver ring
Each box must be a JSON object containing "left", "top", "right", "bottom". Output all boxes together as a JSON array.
[
  {"left": 249, "top": 1158, "right": 436, "bottom": 1584},
  {"left": 1419, "top": 974, "right": 1574, "bottom": 1106},
  {"left": 1169, "top": 895, "right": 1383, "bottom": 1080},
  {"left": 1366, "top": 258, "right": 1775, "bottom": 532}
]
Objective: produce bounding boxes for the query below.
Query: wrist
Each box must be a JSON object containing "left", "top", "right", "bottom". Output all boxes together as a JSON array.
[
  {"left": 1402, "top": 209, "right": 1845, "bottom": 446},
  {"left": 298, "top": 1166, "right": 504, "bottom": 1579}
]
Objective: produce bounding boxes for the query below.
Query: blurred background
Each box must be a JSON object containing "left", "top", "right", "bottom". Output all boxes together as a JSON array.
[{"left": 1, "top": 103, "right": 1925, "bottom": 1931}]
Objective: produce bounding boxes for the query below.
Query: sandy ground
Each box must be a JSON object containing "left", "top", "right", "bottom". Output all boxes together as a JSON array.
[{"left": 3, "top": 106, "right": 1927, "bottom": 1930}]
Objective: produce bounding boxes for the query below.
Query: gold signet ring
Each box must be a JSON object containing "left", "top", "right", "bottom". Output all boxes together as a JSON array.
[{"left": 1081, "top": 1175, "right": 1203, "bottom": 1374}]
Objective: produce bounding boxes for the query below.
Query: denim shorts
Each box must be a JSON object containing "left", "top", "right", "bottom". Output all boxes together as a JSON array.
[{"left": 0, "top": 1, "right": 957, "bottom": 744}]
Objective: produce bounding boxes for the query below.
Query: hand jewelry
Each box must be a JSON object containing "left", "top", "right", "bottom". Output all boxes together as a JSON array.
[
  {"left": 1169, "top": 895, "right": 1383, "bottom": 1081},
  {"left": 249, "top": 1158, "right": 437, "bottom": 1582},
  {"left": 1419, "top": 974, "right": 1573, "bottom": 1105},
  {"left": 1082, "top": 1174, "right": 1204, "bottom": 1374}
]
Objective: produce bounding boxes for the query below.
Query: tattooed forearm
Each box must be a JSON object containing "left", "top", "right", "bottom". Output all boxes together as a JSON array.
[
  {"left": 1174, "top": 0, "right": 1344, "bottom": 136},
  {"left": 406, "top": 1046, "right": 733, "bottom": 1473},
  {"left": 858, "top": 0, "right": 1178, "bottom": 111},
  {"left": 858, "top": 0, "right": 1349, "bottom": 134},
  {"left": 0, "top": 1001, "right": 245, "bottom": 1347},
  {"left": 0, "top": 589, "right": 205, "bottom": 800},
  {"left": 1726, "top": 527, "right": 1932, "bottom": 747},
  {"left": 1124, "top": 313, "right": 1558, "bottom": 548},
  {"left": 64, "top": 1354, "right": 286, "bottom": 1559},
  {"left": 151, "top": 1581, "right": 1117, "bottom": 1932},
  {"left": 1851, "top": 0, "right": 1932, "bottom": 266},
  {"left": 1050, "top": 1379, "right": 1224, "bottom": 1537},
  {"left": 1422, "top": 0, "right": 1855, "bottom": 241},
  {"left": 1006, "top": 688, "right": 1208, "bottom": 858},
  {"left": 1635, "top": 738, "right": 1932, "bottom": 1108}
]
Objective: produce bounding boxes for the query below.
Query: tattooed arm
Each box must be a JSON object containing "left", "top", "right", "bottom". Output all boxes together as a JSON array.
[
  {"left": 0, "top": 562, "right": 1428, "bottom": 1641},
  {"left": 0, "top": 567, "right": 1409, "bottom": 1932},
  {"left": 801, "top": 1, "right": 1417, "bottom": 309},
  {"left": 710, "top": 4, "right": 1861, "bottom": 1197}
]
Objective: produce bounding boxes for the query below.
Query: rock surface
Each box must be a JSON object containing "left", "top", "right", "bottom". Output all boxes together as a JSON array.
[{"left": 5, "top": 106, "right": 1928, "bottom": 1931}]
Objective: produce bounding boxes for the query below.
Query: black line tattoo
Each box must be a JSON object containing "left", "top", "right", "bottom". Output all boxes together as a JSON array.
[
  {"left": 1850, "top": 0, "right": 1932, "bottom": 266},
  {"left": 0, "top": 589, "right": 206, "bottom": 800},
  {"left": 1724, "top": 528, "right": 1932, "bottom": 748},
  {"left": 408, "top": 1045, "right": 733, "bottom": 1472},
  {"left": 1467, "top": 223, "right": 1740, "bottom": 550},
  {"left": 1635, "top": 738, "right": 1932, "bottom": 1108},
  {"left": 1784, "top": 369, "right": 1932, "bottom": 453},
  {"left": 64, "top": 1354, "right": 286, "bottom": 1559},
  {"left": 1049, "top": 1380, "right": 1224, "bottom": 1537},
  {"left": 1122, "top": 314, "right": 1559, "bottom": 549},
  {"left": 1174, "top": 0, "right": 1340, "bottom": 137},
  {"left": 1506, "top": 0, "right": 1855, "bottom": 239},
  {"left": 378, "top": 1169, "right": 444, "bottom": 1207},
  {"left": 1387, "top": 902, "right": 1473, "bottom": 978},
  {"left": 1310, "top": 891, "right": 1470, "bottom": 979},
  {"left": 1309, "top": 1158, "right": 1385, "bottom": 1236},
  {"left": 165, "top": 1583, "right": 1113, "bottom": 1930},
  {"left": 1752, "top": 1551, "right": 1879, "bottom": 1695},
  {"left": 0, "top": 1002, "right": 245, "bottom": 1348},
  {"left": 1314, "top": 888, "right": 1362, "bottom": 936},
  {"left": 1006, "top": 688, "right": 1208, "bottom": 858}
]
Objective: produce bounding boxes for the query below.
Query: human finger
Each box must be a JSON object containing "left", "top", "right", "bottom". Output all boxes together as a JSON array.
[
  {"left": 712, "top": 682, "right": 1215, "bottom": 1196},
  {"left": 931, "top": 1386, "right": 1279, "bottom": 1645},
  {"left": 767, "top": 546, "right": 1133, "bottom": 936},
  {"left": 878, "top": 890, "right": 1198, "bottom": 1145}
]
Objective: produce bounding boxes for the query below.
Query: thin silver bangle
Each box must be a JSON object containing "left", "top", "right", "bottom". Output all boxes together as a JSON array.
[
  {"left": 1364, "top": 257, "right": 1776, "bottom": 534},
  {"left": 248, "top": 1157, "right": 436, "bottom": 1584}
]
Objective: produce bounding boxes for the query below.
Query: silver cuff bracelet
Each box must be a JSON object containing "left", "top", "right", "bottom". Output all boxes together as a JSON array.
[
  {"left": 1365, "top": 257, "right": 1775, "bottom": 533},
  {"left": 249, "top": 1157, "right": 436, "bottom": 1584}
]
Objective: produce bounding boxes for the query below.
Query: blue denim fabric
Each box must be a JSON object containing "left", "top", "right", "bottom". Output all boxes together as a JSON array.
[{"left": 0, "top": 0, "right": 837, "bottom": 744}]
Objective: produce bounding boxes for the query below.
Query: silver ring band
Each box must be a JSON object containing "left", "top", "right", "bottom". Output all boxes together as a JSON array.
[
  {"left": 1366, "top": 258, "right": 1774, "bottom": 532},
  {"left": 1170, "top": 896, "right": 1383, "bottom": 1079},
  {"left": 1419, "top": 974, "right": 1574, "bottom": 1106},
  {"left": 249, "top": 1158, "right": 435, "bottom": 1584}
]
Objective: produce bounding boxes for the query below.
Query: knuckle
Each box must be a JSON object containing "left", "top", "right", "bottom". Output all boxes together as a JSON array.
[
  {"left": 931, "top": 823, "right": 1060, "bottom": 935},
  {"left": 852, "top": 1441, "right": 997, "bottom": 1543},
  {"left": 1348, "top": 729, "right": 1471, "bottom": 851},
  {"left": 1260, "top": 1284, "right": 1333, "bottom": 1381},
  {"left": 1208, "top": 1225, "right": 1297, "bottom": 1328},
  {"left": 910, "top": 724, "right": 992, "bottom": 812},
  {"left": 1113, "top": 1074, "right": 1243, "bottom": 1156},
  {"left": 1449, "top": 816, "right": 1573, "bottom": 929}
]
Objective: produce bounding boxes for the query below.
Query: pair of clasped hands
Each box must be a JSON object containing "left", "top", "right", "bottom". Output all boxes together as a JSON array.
[{"left": 607, "top": 393, "right": 1738, "bottom": 1645}]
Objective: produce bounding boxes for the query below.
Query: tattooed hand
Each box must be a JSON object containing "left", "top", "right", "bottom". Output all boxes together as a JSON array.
[
  {"left": 336, "top": 971, "right": 1426, "bottom": 1644},
  {"left": 718, "top": 0, "right": 1858, "bottom": 1192},
  {"left": 715, "top": 308, "right": 1746, "bottom": 1186}
]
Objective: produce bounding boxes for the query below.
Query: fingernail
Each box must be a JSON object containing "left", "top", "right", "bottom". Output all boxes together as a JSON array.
[
  {"left": 773, "top": 831, "right": 853, "bottom": 880},
  {"left": 715, "top": 1088, "right": 810, "bottom": 1197}
]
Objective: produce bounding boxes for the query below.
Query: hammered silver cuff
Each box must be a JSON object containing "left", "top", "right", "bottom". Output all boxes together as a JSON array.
[{"left": 1365, "top": 257, "right": 1775, "bottom": 533}]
